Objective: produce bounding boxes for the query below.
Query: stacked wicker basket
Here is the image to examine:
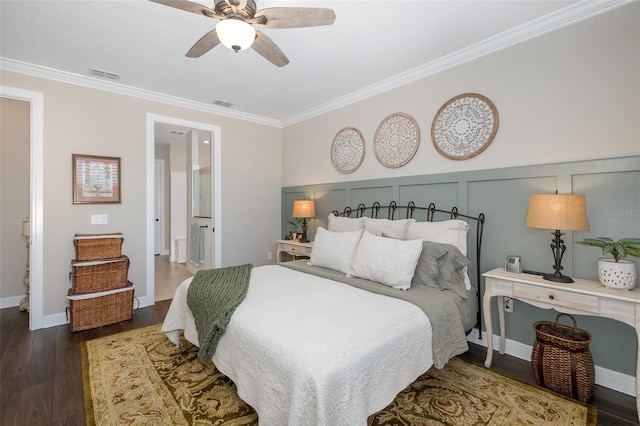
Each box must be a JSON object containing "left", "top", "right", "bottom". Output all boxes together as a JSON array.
[{"left": 67, "top": 233, "right": 134, "bottom": 332}]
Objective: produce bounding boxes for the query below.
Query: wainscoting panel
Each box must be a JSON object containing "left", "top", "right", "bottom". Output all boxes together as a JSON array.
[
  {"left": 349, "top": 186, "right": 395, "bottom": 211},
  {"left": 397, "top": 182, "right": 459, "bottom": 220},
  {"left": 282, "top": 155, "right": 640, "bottom": 377}
]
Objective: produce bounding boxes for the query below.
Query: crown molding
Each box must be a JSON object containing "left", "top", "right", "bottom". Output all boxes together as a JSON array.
[
  {"left": 0, "top": 58, "right": 282, "bottom": 128},
  {"left": 282, "top": 0, "right": 634, "bottom": 127},
  {"left": 1, "top": 0, "right": 632, "bottom": 129}
]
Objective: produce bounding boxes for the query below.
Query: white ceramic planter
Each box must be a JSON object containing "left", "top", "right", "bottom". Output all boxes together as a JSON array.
[{"left": 597, "top": 258, "right": 637, "bottom": 290}]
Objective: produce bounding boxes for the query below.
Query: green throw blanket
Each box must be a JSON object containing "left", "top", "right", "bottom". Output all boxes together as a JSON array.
[{"left": 186, "top": 264, "right": 253, "bottom": 360}]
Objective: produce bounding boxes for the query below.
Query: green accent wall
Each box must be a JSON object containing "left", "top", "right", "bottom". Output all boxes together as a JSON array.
[{"left": 282, "top": 155, "right": 640, "bottom": 376}]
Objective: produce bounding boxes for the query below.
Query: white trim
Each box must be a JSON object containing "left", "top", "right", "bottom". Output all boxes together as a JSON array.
[
  {"left": 282, "top": 0, "right": 634, "bottom": 126},
  {"left": 0, "top": 295, "right": 23, "bottom": 310},
  {"left": 467, "top": 328, "right": 636, "bottom": 397},
  {"left": 0, "top": 0, "right": 631, "bottom": 128},
  {"left": 0, "top": 58, "right": 280, "bottom": 128},
  {"left": 145, "top": 114, "right": 223, "bottom": 307},
  {"left": 43, "top": 312, "right": 69, "bottom": 329},
  {"left": 0, "top": 85, "right": 44, "bottom": 330}
]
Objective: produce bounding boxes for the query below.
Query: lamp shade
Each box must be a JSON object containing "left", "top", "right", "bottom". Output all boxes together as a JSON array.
[
  {"left": 216, "top": 19, "right": 256, "bottom": 52},
  {"left": 525, "top": 194, "right": 589, "bottom": 231},
  {"left": 292, "top": 200, "right": 316, "bottom": 218}
]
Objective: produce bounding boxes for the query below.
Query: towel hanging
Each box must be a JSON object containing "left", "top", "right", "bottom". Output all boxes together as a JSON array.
[{"left": 190, "top": 224, "right": 205, "bottom": 265}]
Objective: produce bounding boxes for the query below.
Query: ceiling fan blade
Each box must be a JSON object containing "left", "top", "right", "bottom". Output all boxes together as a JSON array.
[
  {"left": 149, "top": 0, "right": 223, "bottom": 19},
  {"left": 252, "top": 31, "right": 289, "bottom": 67},
  {"left": 254, "top": 7, "right": 336, "bottom": 29},
  {"left": 186, "top": 30, "right": 221, "bottom": 58}
]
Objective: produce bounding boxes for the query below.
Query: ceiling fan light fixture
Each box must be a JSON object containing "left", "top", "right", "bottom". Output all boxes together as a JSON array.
[{"left": 216, "top": 19, "right": 256, "bottom": 52}]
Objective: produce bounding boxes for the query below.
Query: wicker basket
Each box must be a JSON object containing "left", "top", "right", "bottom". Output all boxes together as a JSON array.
[
  {"left": 70, "top": 255, "right": 129, "bottom": 294},
  {"left": 67, "top": 283, "right": 134, "bottom": 332},
  {"left": 531, "top": 313, "right": 595, "bottom": 403},
  {"left": 73, "top": 233, "right": 123, "bottom": 261}
]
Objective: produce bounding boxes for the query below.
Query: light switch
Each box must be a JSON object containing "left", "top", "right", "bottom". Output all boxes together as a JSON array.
[{"left": 91, "top": 214, "right": 108, "bottom": 225}]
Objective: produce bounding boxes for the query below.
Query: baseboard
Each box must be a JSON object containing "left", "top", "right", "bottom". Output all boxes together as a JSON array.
[
  {"left": 0, "top": 295, "right": 23, "bottom": 309},
  {"left": 467, "top": 328, "right": 635, "bottom": 397},
  {"left": 43, "top": 311, "right": 69, "bottom": 329}
]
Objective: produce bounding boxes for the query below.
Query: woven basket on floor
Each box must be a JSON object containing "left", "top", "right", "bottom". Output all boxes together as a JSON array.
[
  {"left": 67, "top": 283, "right": 134, "bottom": 332},
  {"left": 531, "top": 313, "right": 595, "bottom": 403}
]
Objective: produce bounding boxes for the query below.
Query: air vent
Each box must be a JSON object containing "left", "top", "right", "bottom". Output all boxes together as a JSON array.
[
  {"left": 213, "top": 99, "right": 233, "bottom": 108},
  {"left": 88, "top": 68, "right": 121, "bottom": 81}
]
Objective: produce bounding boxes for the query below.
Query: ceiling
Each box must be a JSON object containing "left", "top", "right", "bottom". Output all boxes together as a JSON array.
[{"left": 0, "top": 1, "right": 628, "bottom": 135}]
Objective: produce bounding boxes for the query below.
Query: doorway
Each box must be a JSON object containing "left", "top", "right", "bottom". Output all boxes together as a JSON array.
[
  {"left": 0, "top": 86, "right": 44, "bottom": 330},
  {"left": 146, "top": 114, "right": 222, "bottom": 304}
]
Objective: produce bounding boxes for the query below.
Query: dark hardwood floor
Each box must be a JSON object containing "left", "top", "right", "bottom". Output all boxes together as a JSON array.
[{"left": 1, "top": 300, "right": 637, "bottom": 425}]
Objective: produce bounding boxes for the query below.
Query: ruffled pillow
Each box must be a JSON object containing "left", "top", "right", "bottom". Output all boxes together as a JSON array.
[
  {"left": 412, "top": 240, "right": 470, "bottom": 299},
  {"left": 412, "top": 241, "right": 450, "bottom": 288},
  {"left": 406, "top": 219, "right": 471, "bottom": 289}
]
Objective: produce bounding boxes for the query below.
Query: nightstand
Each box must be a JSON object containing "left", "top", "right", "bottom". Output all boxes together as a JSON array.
[
  {"left": 276, "top": 240, "right": 313, "bottom": 263},
  {"left": 482, "top": 267, "right": 640, "bottom": 421}
]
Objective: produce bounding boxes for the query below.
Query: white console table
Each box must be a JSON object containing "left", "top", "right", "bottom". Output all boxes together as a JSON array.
[
  {"left": 276, "top": 240, "right": 313, "bottom": 263},
  {"left": 482, "top": 268, "right": 640, "bottom": 421}
]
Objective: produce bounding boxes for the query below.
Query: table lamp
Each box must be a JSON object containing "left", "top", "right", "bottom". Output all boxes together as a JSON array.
[
  {"left": 524, "top": 193, "right": 589, "bottom": 283},
  {"left": 292, "top": 200, "right": 316, "bottom": 243}
]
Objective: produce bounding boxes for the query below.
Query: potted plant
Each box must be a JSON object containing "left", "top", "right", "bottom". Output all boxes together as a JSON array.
[
  {"left": 284, "top": 219, "right": 301, "bottom": 241},
  {"left": 577, "top": 237, "right": 640, "bottom": 290}
]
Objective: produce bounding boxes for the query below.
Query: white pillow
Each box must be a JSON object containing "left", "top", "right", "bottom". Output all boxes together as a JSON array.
[
  {"left": 327, "top": 213, "right": 365, "bottom": 232},
  {"left": 309, "top": 227, "right": 362, "bottom": 274},
  {"left": 406, "top": 219, "right": 472, "bottom": 289},
  {"left": 347, "top": 231, "right": 423, "bottom": 290},
  {"left": 363, "top": 217, "right": 416, "bottom": 239}
]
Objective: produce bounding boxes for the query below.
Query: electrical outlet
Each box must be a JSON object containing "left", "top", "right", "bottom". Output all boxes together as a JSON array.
[
  {"left": 504, "top": 297, "right": 514, "bottom": 313},
  {"left": 267, "top": 252, "right": 273, "bottom": 261}
]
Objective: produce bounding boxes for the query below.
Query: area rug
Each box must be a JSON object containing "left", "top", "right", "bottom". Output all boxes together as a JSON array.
[{"left": 81, "top": 324, "right": 597, "bottom": 425}]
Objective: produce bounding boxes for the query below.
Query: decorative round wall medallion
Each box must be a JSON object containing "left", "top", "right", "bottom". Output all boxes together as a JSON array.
[
  {"left": 431, "top": 93, "right": 499, "bottom": 160},
  {"left": 331, "top": 127, "right": 365, "bottom": 174},
  {"left": 374, "top": 113, "right": 420, "bottom": 168}
]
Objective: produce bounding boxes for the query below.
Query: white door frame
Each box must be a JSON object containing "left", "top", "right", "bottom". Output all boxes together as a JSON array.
[
  {"left": 1, "top": 86, "right": 44, "bottom": 330},
  {"left": 146, "top": 114, "right": 222, "bottom": 305}
]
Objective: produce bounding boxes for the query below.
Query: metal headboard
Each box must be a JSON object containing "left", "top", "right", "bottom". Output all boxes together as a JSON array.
[{"left": 331, "top": 201, "right": 486, "bottom": 339}]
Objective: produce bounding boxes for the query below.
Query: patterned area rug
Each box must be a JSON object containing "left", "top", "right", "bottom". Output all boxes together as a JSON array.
[{"left": 81, "top": 324, "right": 597, "bottom": 425}]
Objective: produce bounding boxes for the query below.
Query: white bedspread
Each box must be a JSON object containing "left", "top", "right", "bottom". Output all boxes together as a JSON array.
[{"left": 162, "top": 265, "right": 433, "bottom": 426}]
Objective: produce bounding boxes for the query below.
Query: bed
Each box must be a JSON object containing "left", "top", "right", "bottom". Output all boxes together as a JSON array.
[{"left": 162, "top": 201, "right": 485, "bottom": 426}]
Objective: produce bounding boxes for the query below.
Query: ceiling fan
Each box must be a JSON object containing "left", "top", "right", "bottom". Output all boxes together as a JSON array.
[{"left": 150, "top": 0, "right": 336, "bottom": 67}]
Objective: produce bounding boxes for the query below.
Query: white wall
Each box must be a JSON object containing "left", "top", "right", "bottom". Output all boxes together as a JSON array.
[
  {"left": 0, "top": 69, "right": 282, "bottom": 319},
  {"left": 281, "top": 3, "right": 639, "bottom": 187},
  {"left": 154, "top": 146, "right": 171, "bottom": 254},
  {"left": 0, "top": 97, "right": 30, "bottom": 303},
  {"left": 169, "top": 141, "right": 187, "bottom": 262}
]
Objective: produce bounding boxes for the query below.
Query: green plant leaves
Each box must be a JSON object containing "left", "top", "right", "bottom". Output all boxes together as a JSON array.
[{"left": 577, "top": 237, "right": 640, "bottom": 262}]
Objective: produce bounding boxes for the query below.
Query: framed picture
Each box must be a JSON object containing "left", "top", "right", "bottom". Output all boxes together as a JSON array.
[{"left": 72, "top": 154, "right": 121, "bottom": 204}]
